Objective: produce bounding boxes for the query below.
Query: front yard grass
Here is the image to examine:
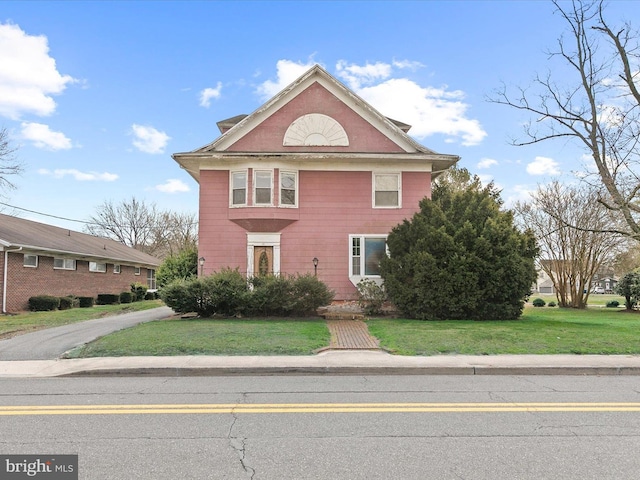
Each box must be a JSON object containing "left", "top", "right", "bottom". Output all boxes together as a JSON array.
[
  {"left": 367, "top": 305, "right": 640, "bottom": 355},
  {"left": 0, "top": 300, "right": 164, "bottom": 339},
  {"left": 66, "top": 318, "right": 330, "bottom": 357}
]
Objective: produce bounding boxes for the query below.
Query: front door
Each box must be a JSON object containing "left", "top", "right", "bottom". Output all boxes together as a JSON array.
[{"left": 253, "top": 246, "right": 274, "bottom": 276}]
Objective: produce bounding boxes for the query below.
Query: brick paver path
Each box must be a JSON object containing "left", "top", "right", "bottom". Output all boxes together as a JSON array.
[{"left": 326, "top": 320, "right": 380, "bottom": 350}]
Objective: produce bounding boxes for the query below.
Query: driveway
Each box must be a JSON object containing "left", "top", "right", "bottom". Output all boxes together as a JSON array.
[{"left": 0, "top": 306, "right": 173, "bottom": 361}]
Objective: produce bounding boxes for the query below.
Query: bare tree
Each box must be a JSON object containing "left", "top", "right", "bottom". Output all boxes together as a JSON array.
[
  {"left": 85, "top": 197, "right": 160, "bottom": 255},
  {"left": 492, "top": 0, "right": 640, "bottom": 240},
  {"left": 0, "top": 127, "right": 23, "bottom": 194},
  {"left": 150, "top": 211, "right": 198, "bottom": 258},
  {"left": 85, "top": 197, "right": 197, "bottom": 258},
  {"left": 515, "top": 182, "right": 622, "bottom": 308}
]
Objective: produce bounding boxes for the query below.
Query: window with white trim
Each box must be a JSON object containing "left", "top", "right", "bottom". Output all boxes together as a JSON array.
[
  {"left": 113, "top": 264, "right": 121, "bottom": 274},
  {"left": 23, "top": 254, "right": 38, "bottom": 268},
  {"left": 350, "top": 235, "right": 387, "bottom": 277},
  {"left": 54, "top": 258, "right": 76, "bottom": 270},
  {"left": 134, "top": 266, "right": 141, "bottom": 275},
  {"left": 373, "top": 173, "right": 401, "bottom": 208},
  {"left": 147, "top": 269, "right": 156, "bottom": 290},
  {"left": 231, "top": 171, "right": 247, "bottom": 206},
  {"left": 280, "top": 171, "right": 297, "bottom": 206},
  {"left": 254, "top": 170, "right": 273, "bottom": 205},
  {"left": 89, "top": 262, "right": 106, "bottom": 273}
]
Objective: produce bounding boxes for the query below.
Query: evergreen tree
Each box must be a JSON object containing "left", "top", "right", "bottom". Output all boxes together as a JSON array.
[{"left": 380, "top": 169, "right": 538, "bottom": 320}]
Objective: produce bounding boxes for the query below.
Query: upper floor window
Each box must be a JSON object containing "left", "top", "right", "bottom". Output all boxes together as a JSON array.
[
  {"left": 231, "top": 171, "right": 247, "bottom": 206},
  {"left": 373, "top": 173, "right": 401, "bottom": 208},
  {"left": 280, "top": 171, "right": 297, "bottom": 206},
  {"left": 54, "top": 258, "right": 76, "bottom": 270},
  {"left": 254, "top": 170, "right": 273, "bottom": 205},
  {"left": 23, "top": 254, "right": 38, "bottom": 268},
  {"left": 89, "top": 262, "right": 106, "bottom": 273}
]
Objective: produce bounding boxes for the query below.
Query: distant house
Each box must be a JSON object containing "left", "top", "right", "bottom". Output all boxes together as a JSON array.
[
  {"left": 0, "top": 214, "right": 160, "bottom": 313},
  {"left": 172, "top": 65, "right": 459, "bottom": 300}
]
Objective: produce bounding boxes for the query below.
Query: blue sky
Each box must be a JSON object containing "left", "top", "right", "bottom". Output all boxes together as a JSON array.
[{"left": 1, "top": 1, "right": 638, "bottom": 231}]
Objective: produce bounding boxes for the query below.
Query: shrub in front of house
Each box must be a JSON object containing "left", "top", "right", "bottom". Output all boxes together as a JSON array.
[
  {"left": 131, "top": 282, "right": 148, "bottom": 302},
  {"left": 78, "top": 296, "right": 95, "bottom": 308},
  {"left": 249, "top": 275, "right": 295, "bottom": 316},
  {"left": 96, "top": 294, "right": 120, "bottom": 305},
  {"left": 161, "top": 269, "right": 334, "bottom": 318},
  {"left": 58, "top": 296, "right": 76, "bottom": 310},
  {"left": 144, "top": 291, "right": 157, "bottom": 300},
  {"left": 532, "top": 298, "right": 546, "bottom": 307},
  {"left": 290, "top": 274, "right": 335, "bottom": 316},
  {"left": 547, "top": 301, "right": 556, "bottom": 307},
  {"left": 119, "top": 291, "right": 133, "bottom": 304},
  {"left": 161, "top": 268, "right": 250, "bottom": 317},
  {"left": 28, "top": 295, "right": 60, "bottom": 311},
  {"left": 356, "top": 279, "right": 387, "bottom": 316},
  {"left": 606, "top": 300, "right": 620, "bottom": 308}
]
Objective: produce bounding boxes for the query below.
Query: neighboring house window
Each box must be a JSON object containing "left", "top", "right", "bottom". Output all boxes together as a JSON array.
[
  {"left": 350, "top": 235, "right": 387, "bottom": 277},
  {"left": 54, "top": 258, "right": 76, "bottom": 270},
  {"left": 23, "top": 254, "right": 38, "bottom": 268},
  {"left": 280, "top": 171, "right": 297, "bottom": 206},
  {"left": 134, "top": 266, "right": 141, "bottom": 275},
  {"left": 147, "top": 269, "right": 156, "bottom": 290},
  {"left": 373, "top": 173, "right": 401, "bottom": 208},
  {"left": 113, "top": 264, "right": 121, "bottom": 274},
  {"left": 231, "top": 171, "right": 247, "bottom": 206},
  {"left": 89, "top": 262, "right": 106, "bottom": 273},
  {"left": 254, "top": 170, "right": 273, "bottom": 205}
]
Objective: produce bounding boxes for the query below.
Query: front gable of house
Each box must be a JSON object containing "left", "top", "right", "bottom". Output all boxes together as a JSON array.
[{"left": 198, "top": 65, "right": 429, "bottom": 156}]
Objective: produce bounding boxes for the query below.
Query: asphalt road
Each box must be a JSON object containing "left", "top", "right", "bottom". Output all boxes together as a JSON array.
[
  {"left": 1, "top": 375, "right": 640, "bottom": 479},
  {"left": 0, "top": 306, "right": 173, "bottom": 360}
]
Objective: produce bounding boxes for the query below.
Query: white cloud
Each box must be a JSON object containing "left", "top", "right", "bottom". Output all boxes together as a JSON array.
[
  {"left": 357, "top": 77, "right": 487, "bottom": 146},
  {"left": 0, "top": 23, "right": 76, "bottom": 119},
  {"left": 392, "top": 59, "right": 424, "bottom": 70},
  {"left": 504, "top": 184, "right": 536, "bottom": 207},
  {"left": 477, "top": 173, "right": 495, "bottom": 186},
  {"left": 199, "top": 82, "right": 222, "bottom": 107},
  {"left": 38, "top": 168, "right": 118, "bottom": 181},
  {"left": 526, "top": 156, "right": 561, "bottom": 175},
  {"left": 256, "top": 59, "right": 317, "bottom": 99},
  {"left": 477, "top": 158, "right": 498, "bottom": 169},
  {"left": 155, "top": 178, "right": 190, "bottom": 193},
  {"left": 131, "top": 124, "right": 170, "bottom": 154},
  {"left": 336, "top": 60, "right": 392, "bottom": 89},
  {"left": 20, "top": 122, "right": 72, "bottom": 150}
]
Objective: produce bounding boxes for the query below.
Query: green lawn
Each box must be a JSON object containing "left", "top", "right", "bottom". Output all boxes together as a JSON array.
[
  {"left": 66, "top": 318, "right": 331, "bottom": 357},
  {"left": 0, "top": 300, "right": 165, "bottom": 339},
  {"left": 531, "top": 293, "right": 624, "bottom": 306},
  {"left": 367, "top": 305, "right": 640, "bottom": 355}
]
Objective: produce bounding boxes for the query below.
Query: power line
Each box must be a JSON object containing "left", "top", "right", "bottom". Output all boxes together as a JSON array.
[{"left": 0, "top": 201, "right": 98, "bottom": 225}]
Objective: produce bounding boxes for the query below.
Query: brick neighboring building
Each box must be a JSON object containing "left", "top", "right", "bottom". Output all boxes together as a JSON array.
[
  {"left": 1, "top": 214, "right": 160, "bottom": 313},
  {"left": 173, "top": 65, "right": 459, "bottom": 300}
]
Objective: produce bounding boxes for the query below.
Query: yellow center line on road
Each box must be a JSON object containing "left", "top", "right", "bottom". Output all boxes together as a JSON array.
[{"left": 0, "top": 402, "right": 640, "bottom": 415}]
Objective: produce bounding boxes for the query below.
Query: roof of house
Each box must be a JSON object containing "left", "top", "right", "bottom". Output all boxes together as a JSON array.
[{"left": 0, "top": 214, "right": 161, "bottom": 267}]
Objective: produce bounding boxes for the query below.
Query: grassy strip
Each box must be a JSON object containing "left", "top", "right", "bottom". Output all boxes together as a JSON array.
[
  {"left": 0, "top": 300, "right": 165, "bottom": 338},
  {"left": 531, "top": 293, "right": 624, "bottom": 306},
  {"left": 367, "top": 306, "right": 640, "bottom": 355},
  {"left": 67, "top": 318, "right": 331, "bottom": 357}
]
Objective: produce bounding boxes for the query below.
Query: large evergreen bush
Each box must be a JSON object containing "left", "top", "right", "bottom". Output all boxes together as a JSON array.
[{"left": 380, "top": 169, "right": 538, "bottom": 320}]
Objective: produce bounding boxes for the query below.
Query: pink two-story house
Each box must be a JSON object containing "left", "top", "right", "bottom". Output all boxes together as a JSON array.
[{"left": 172, "top": 65, "right": 459, "bottom": 300}]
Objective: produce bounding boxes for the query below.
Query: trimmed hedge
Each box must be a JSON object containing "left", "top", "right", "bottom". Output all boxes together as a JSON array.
[
  {"left": 58, "top": 296, "right": 76, "bottom": 310},
  {"left": 78, "top": 297, "right": 95, "bottom": 308},
  {"left": 28, "top": 295, "right": 60, "bottom": 312},
  {"left": 96, "top": 294, "right": 120, "bottom": 305},
  {"left": 119, "top": 291, "right": 133, "bottom": 304}
]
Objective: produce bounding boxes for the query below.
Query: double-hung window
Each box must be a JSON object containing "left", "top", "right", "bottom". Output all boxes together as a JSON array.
[
  {"left": 350, "top": 235, "right": 387, "bottom": 277},
  {"left": 54, "top": 258, "right": 76, "bottom": 270},
  {"left": 280, "top": 171, "right": 297, "bottom": 206},
  {"left": 254, "top": 170, "right": 273, "bottom": 205},
  {"left": 113, "top": 264, "right": 121, "bottom": 274},
  {"left": 231, "top": 171, "right": 247, "bottom": 206},
  {"left": 373, "top": 173, "right": 401, "bottom": 208}
]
